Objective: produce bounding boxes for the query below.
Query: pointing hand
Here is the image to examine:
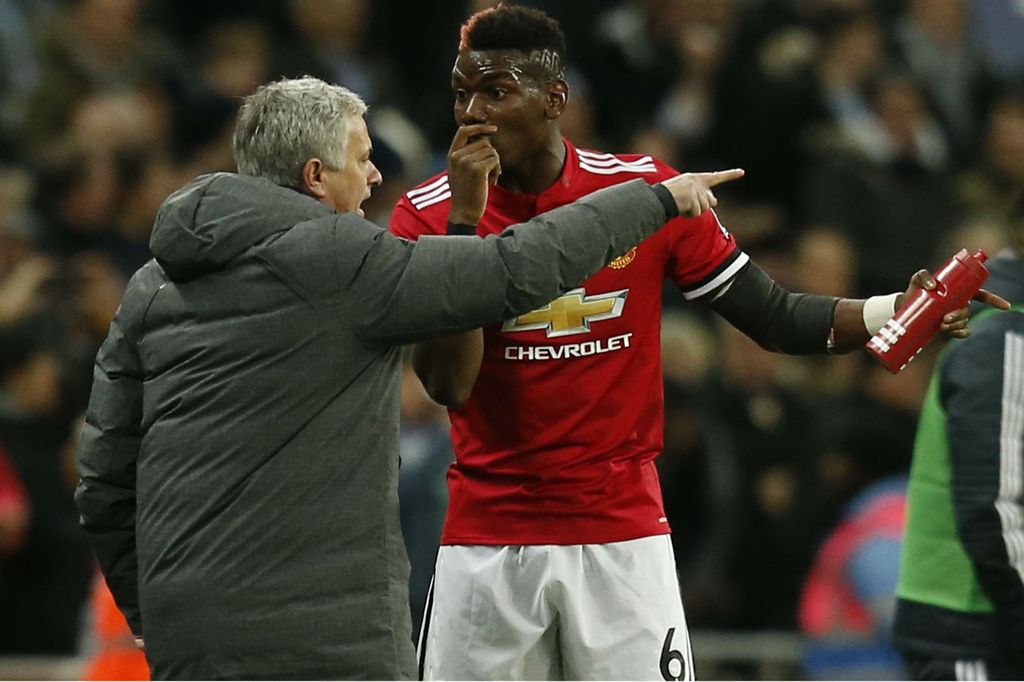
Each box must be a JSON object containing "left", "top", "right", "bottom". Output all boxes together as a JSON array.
[{"left": 660, "top": 169, "right": 745, "bottom": 218}]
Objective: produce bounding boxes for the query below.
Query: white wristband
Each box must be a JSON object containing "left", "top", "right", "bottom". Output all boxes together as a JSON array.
[{"left": 863, "top": 293, "right": 900, "bottom": 335}]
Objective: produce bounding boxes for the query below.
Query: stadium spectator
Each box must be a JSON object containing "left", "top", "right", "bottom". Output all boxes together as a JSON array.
[
  {"left": 22, "top": 0, "right": 176, "bottom": 155},
  {"left": 799, "top": 475, "right": 908, "bottom": 680},
  {"left": 277, "top": 0, "right": 402, "bottom": 108},
  {"left": 0, "top": 443, "right": 28, "bottom": 556},
  {"left": 0, "top": 322, "right": 94, "bottom": 655},
  {"left": 802, "top": 73, "right": 960, "bottom": 295},
  {"left": 891, "top": 0, "right": 993, "bottom": 161},
  {"left": 958, "top": 89, "right": 1024, "bottom": 225}
]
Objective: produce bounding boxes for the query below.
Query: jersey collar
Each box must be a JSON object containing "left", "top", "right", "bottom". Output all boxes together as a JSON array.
[{"left": 488, "top": 138, "right": 579, "bottom": 215}]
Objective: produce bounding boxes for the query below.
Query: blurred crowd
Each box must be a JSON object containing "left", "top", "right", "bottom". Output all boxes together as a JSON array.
[{"left": 1, "top": 0, "right": 1022, "bottom": 675}]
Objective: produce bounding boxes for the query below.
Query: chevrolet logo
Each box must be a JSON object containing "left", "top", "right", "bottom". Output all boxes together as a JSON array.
[{"left": 502, "top": 288, "right": 628, "bottom": 337}]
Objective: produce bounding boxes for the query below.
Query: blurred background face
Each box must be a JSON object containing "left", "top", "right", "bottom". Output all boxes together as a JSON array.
[
  {"left": 201, "top": 21, "right": 271, "bottom": 99},
  {"left": 75, "top": 0, "right": 141, "bottom": 56},
  {"left": 4, "top": 351, "right": 62, "bottom": 416},
  {"left": 988, "top": 100, "right": 1024, "bottom": 180},
  {"left": 290, "top": 0, "right": 367, "bottom": 49},
  {"left": 827, "top": 14, "right": 883, "bottom": 83},
  {"left": 909, "top": 0, "right": 965, "bottom": 44}
]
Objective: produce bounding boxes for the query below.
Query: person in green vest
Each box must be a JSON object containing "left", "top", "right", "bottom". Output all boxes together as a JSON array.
[{"left": 895, "top": 192, "right": 1024, "bottom": 680}]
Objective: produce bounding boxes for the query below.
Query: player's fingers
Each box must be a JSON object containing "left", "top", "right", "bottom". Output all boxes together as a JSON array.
[
  {"left": 944, "top": 307, "right": 969, "bottom": 323},
  {"left": 909, "top": 269, "right": 937, "bottom": 291},
  {"left": 464, "top": 139, "right": 499, "bottom": 154},
  {"left": 707, "top": 189, "right": 718, "bottom": 208},
  {"left": 451, "top": 139, "right": 499, "bottom": 163},
  {"left": 940, "top": 309, "right": 969, "bottom": 332},
  {"left": 700, "top": 168, "right": 745, "bottom": 187},
  {"left": 973, "top": 288, "right": 1011, "bottom": 310},
  {"left": 482, "top": 149, "right": 501, "bottom": 180},
  {"left": 450, "top": 124, "right": 498, "bottom": 153},
  {"left": 938, "top": 320, "right": 971, "bottom": 338},
  {"left": 696, "top": 191, "right": 710, "bottom": 215},
  {"left": 459, "top": 146, "right": 500, "bottom": 167}
]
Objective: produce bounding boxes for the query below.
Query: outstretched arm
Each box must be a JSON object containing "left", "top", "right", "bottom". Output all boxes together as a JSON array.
[
  {"left": 360, "top": 171, "right": 745, "bottom": 348},
  {"left": 707, "top": 263, "right": 1009, "bottom": 355}
]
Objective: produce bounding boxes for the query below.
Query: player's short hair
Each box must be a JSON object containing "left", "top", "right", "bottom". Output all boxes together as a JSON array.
[
  {"left": 459, "top": 5, "right": 567, "bottom": 81},
  {"left": 233, "top": 76, "right": 367, "bottom": 188}
]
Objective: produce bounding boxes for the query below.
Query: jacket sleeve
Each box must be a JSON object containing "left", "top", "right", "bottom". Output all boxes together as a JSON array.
[
  {"left": 74, "top": 310, "right": 145, "bottom": 636},
  {"left": 348, "top": 179, "right": 668, "bottom": 346},
  {"left": 941, "top": 314, "right": 1024, "bottom": 651}
]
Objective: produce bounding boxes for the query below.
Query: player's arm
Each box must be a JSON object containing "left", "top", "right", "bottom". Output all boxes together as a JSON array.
[
  {"left": 942, "top": 314, "right": 1024, "bottom": 652},
  {"left": 403, "top": 124, "right": 498, "bottom": 406},
  {"left": 412, "top": 331, "right": 482, "bottom": 407},
  {"left": 704, "top": 263, "right": 1008, "bottom": 355},
  {"left": 653, "top": 158, "right": 1007, "bottom": 353}
]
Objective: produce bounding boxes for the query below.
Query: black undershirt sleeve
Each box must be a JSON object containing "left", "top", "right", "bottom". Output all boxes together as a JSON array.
[
  {"left": 706, "top": 260, "right": 839, "bottom": 355},
  {"left": 446, "top": 222, "right": 476, "bottom": 236}
]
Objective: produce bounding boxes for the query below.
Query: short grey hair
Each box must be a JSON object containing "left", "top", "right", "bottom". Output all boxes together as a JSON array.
[{"left": 233, "top": 76, "right": 368, "bottom": 187}]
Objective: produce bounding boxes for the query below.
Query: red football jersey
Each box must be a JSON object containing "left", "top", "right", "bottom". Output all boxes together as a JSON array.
[{"left": 391, "top": 140, "right": 747, "bottom": 545}]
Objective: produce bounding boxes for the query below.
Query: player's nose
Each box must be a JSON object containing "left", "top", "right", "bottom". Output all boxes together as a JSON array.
[{"left": 458, "top": 94, "right": 488, "bottom": 125}]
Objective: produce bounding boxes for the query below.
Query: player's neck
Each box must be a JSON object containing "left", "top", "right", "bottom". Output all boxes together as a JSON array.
[{"left": 498, "top": 134, "right": 566, "bottom": 196}]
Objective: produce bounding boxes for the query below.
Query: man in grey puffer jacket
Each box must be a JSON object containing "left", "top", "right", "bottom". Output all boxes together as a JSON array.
[{"left": 73, "top": 76, "right": 739, "bottom": 680}]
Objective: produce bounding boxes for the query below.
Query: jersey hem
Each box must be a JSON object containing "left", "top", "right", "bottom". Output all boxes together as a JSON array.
[{"left": 440, "top": 527, "right": 672, "bottom": 547}]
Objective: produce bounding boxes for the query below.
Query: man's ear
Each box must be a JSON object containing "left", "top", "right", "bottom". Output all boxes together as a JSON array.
[
  {"left": 301, "top": 158, "right": 327, "bottom": 198},
  {"left": 545, "top": 80, "right": 568, "bottom": 120}
]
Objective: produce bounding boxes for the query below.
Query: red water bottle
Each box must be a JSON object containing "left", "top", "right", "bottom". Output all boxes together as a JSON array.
[{"left": 866, "top": 249, "right": 989, "bottom": 374}]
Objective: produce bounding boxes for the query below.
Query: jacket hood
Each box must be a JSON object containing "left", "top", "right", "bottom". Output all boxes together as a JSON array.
[
  {"left": 150, "top": 172, "right": 335, "bottom": 280},
  {"left": 980, "top": 249, "right": 1024, "bottom": 309}
]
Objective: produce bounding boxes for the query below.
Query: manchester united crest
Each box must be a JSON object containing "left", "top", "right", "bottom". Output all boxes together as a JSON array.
[{"left": 608, "top": 247, "right": 637, "bottom": 270}]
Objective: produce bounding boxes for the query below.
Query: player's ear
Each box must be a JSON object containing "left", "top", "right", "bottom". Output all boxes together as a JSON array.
[{"left": 545, "top": 80, "right": 568, "bottom": 120}]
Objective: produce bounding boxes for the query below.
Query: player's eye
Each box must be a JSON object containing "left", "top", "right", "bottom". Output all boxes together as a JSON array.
[
  {"left": 454, "top": 90, "right": 468, "bottom": 102},
  {"left": 490, "top": 89, "right": 508, "bottom": 100}
]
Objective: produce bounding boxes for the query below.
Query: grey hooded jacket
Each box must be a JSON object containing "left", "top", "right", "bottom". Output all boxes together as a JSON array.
[{"left": 74, "top": 172, "right": 669, "bottom": 680}]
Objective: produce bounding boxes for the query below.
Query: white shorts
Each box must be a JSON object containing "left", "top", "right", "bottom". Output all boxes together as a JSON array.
[{"left": 418, "top": 535, "right": 693, "bottom": 681}]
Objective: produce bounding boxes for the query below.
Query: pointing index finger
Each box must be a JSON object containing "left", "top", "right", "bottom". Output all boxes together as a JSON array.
[
  {"left": 974, "top": 288, "right": 1011, "bottom": 310},
  {"left": 699, "top": 168, "right": 745, "bottom": 187}
]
